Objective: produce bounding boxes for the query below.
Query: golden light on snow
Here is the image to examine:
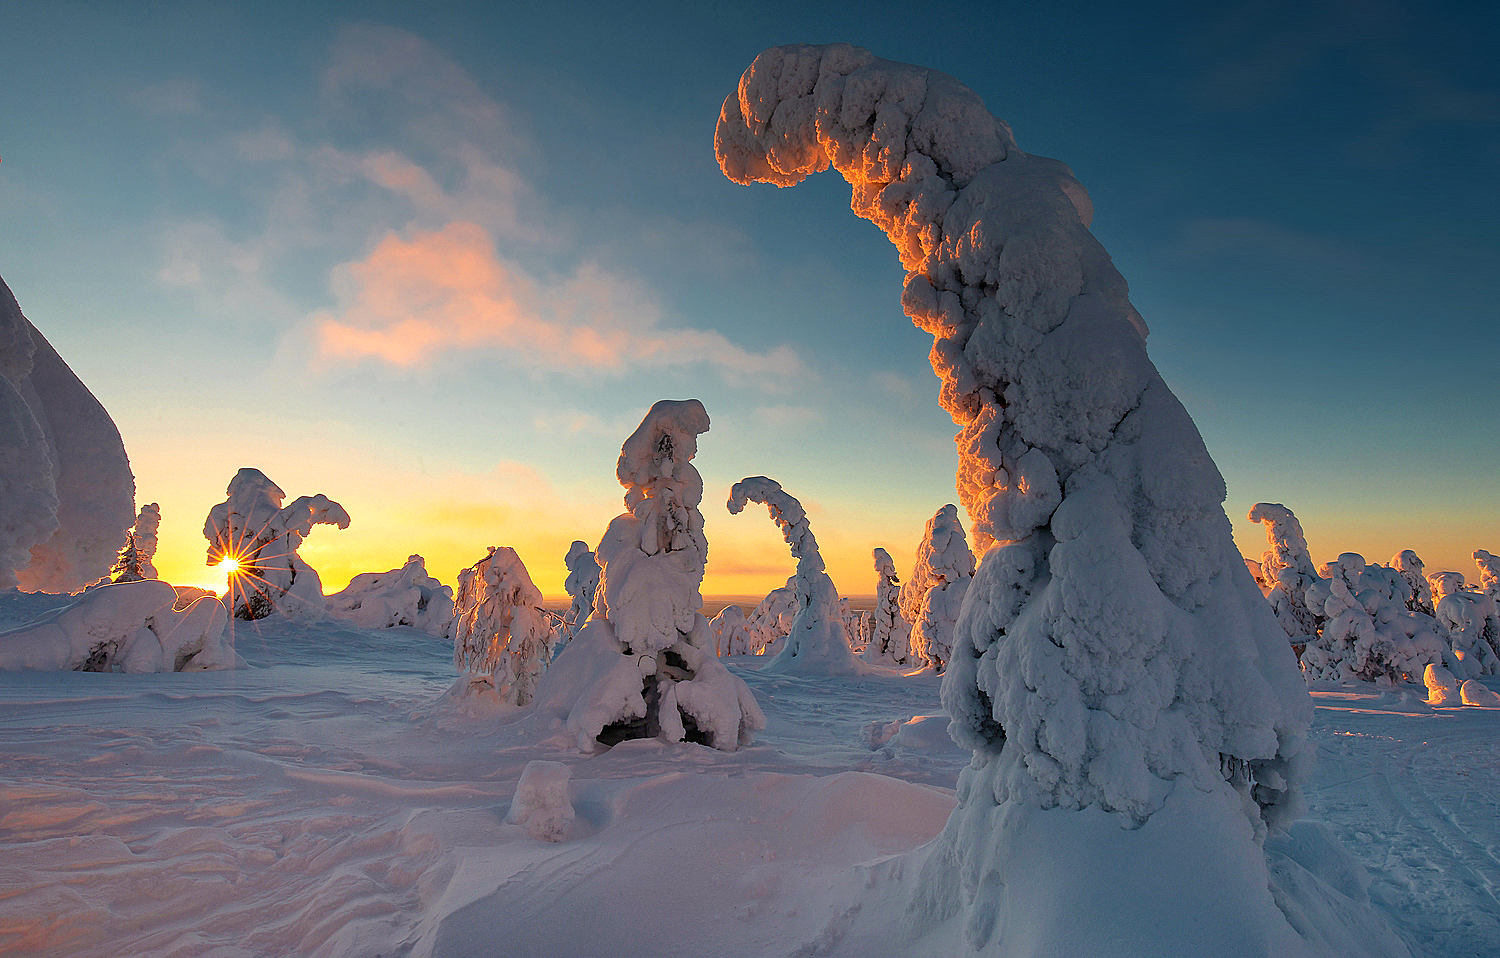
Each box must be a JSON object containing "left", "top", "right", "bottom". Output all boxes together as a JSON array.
[{"left": 217, "top": 556, "right": 243, "bottom": 576}]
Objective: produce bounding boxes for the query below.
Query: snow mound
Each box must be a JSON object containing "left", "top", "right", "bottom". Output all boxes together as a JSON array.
[
  {"left": 1460, "top": 679, "right": 1500, "bottom": 708},
  {"left": 328, "top": 554, "right": 454, "bottom": 637},
  {"left": 506, "top": 760, "right": 575, "bottom": 842},
  {"left": 1425, "top": 664, "right": 1461, "bottom": 705}
]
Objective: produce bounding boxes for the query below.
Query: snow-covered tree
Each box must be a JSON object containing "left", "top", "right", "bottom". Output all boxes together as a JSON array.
[
  {"left": 1392, "top": 549, "right": 1434, "bottom": 616},
  {"left": 532, "top": 401, "right": 763, "bottom": 751},
  {"left": 452, "top": 546, "right": 553, "bottom": 706},
  {"left": 744, "top": 583, "right": 796, "bottom": 655},
  {"left": 109, "top": 503, "right": 160, "bottom": 583},
  {"left": 864, "top": 547, "right": 912, "bottom": 665},
  {"left": 203, "top": 468, "right": 350, "bottom": 620},
  {"left": 898, "top": 504, "right": 974, "bottom": 672},
  {"left": 727, "top": 476, "right": 866, "bottom": 675},
  {"left": 1298, "top": 553, "right": 1444, "bottom": 684},
  {"left": 1429, "top": 571, "right": 1500, "bottom": 677},
  {"left": 1248, "top": 502, "right": 1326, "bottom": 641},
  {"left": 718, "top": 45, "right": 1342, "bottom": 955},
  {"left": 1474, "top": 550, "right": 1500, "bottom": 600},
  {"left": 561, "top": 540, "right": 599, "bottom": 647},
  {"left": 709, "top": 604, "right": 757, "bottom": 656},
  {"left": 840, "top": 598, "right": 872, "bottom": 653},
  {"left": 327, "top": 554, "right": 454, "bottom": 637},
  {"left": 0, "top": 275, "right": 134, "bottom": 592}
]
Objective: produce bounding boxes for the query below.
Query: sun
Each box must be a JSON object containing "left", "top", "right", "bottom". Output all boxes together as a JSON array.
[{"left": 216, "top": 556, "right": 242, "bottom": 576}]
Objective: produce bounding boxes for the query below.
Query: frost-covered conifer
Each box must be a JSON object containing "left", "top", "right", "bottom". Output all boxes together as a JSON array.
[
  {"left": 717, "top": 45, "right": 1351, "bottom": 956},
  {"left": 864, "top": 547, "right": 912, "bottom": 665},
  {"left": 840, "top": 598, "right": 872, "bottom": 653},
  {"left": 1392, "top": 550, "right": 1434, "bottom": 616},
  {"left": 1299, "top": 553, "right": 1444, "bottom": 684},
  {"left": 709, "top": 604, "right": 757, "bottom": 655},
  {"left": 532, "top": 401, "right": 763, "bottom": 751},
  {"left": 1475, "top": 550, "right": 1500, "bottom": 600},
  {"left": 327, "top": 554, "right": 454, "bottom": 636},
  {"left": 452, "top": 546, "right": 552, "bottom": 706},
  {"left": 728, "top": 476, "right": 866, "bottom": 674},
  {"left": 109, "top": 503, "right": 160, "bottom": 583},
  {"left": 561, "top": 540, "right": 599, "bottom": 646},
  {"left": 1429, "top": 571, "right": 1500, "bottom": 677},
  {"left": 744, "top": 583, "right": 796, "bottom": 655},
  {"left": 898, "top": 505, "right": 973, "bottom": 671},
  {"left": 1248, "top": 502, "right": 1325, "bottom": 641},
  {"left": 203, "top": 468, "right": 350, "bottom": 620}
]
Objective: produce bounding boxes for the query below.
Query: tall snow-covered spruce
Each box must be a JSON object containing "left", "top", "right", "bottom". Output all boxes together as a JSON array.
[
  {"left": 560, "top": 540, "right": 600, "bottom": 647},
  {"left": 727, "top": 476, "right": 867, "bottom": 675},
  {"left": 899, "top": 503, "right": 974, "bottom": 671},
  {"left": 531, "top": 401, "right": 763, "bottom": 751},
  {"left": 452, "top": 546, "right": 553, "bottom": 706},
  {"left": 865, "top": 547, "right": 911, "bottom": 665},
  {"left": 715, "top": 44, "right": 1391, "bottom": 957}
]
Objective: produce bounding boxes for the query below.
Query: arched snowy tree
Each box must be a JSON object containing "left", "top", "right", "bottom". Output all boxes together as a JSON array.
[
  {"left": 727, "top": 476, "right": 867, "bottom": 675},
  {"left": 1248, "top": 502, "right": 1325, "bottom": 642},
  {"left": 898, "top": 504, "right": 974, "bottom": 671},
  {"left": 327, "top": 554, "right": 454, "bottom": 636},
  {"left": 109, "top": 503, "right": 160, "bottom": 583},
  {"left": 864, "top": 547, "right": 912, "bottom": 665},
  {"left": 560, "top": 540, "right": 600, "bottom": 646},
  {"left": 452, "top": 546, "right": 553, "bottom": 706},
  {"left": 203, "top": 468, "right": 350, "bottom": 620},
  {"left": 714, "top": 44, "right": 1373, "bottom": 957},
  {"left": 531, "top": 401, "right": 763, "bottom": 751}
]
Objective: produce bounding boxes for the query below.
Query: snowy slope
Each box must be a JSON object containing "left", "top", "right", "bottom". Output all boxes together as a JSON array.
[{"left": 0, "top": 613, "right": 1494, "bottom": 957}]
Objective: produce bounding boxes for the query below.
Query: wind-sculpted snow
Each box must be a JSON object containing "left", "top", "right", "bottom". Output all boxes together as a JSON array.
[
  {"left": 327, "top": 554, "right": 454, "bottom": 637},
  {"left": 728, "top": 476, "right": 868, "bottom": 675},
  {"left": 452, "top": 546, "right": 552, "bottom": 706},
  {"left": 718, "top": 44, "right": 1332, "bottom": 956},
  {"left": 535, "top": 400, "right": 763, "bottom": 752},
  {"left": 898, "top": 504, "right": 973, "bottom": 671},
  {"left": 0, "top": 276, "right": 134, "bottom": 592}
]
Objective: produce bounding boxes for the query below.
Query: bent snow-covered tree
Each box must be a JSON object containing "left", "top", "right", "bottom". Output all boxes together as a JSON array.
[
  {"left": 204, "top": 468, "right": 350, "bottom": 620},
  {"left": 532, "top": 400, "right": 763, "bottom": 751},
  {"left": 452, "top": 546, "right": 552, "bottom": 706},
  {"left": 898, "top": 504, "right": 974, "bottom": 671},
  {"left": 727, "top": 476, "right": 866, "bottom": 675},
  {"left": 716, "top": 44, "right": 1358, "bottom": 957}
]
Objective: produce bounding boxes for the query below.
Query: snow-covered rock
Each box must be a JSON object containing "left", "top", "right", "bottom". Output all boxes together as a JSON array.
[
  {"left": 452, "top": 546, "right": 552, "bottom": 707},
  {"left": 204, "top": 468, "right": 350, "bottom": 620},
  {"left": 864, "top": 547, "right": 912, "bottom": 665},
  {"left": 898, "top": 504, "right": 973, "bottom": 672},
  {"left": 719, "top": 43, "right": 1338, "bottom": 956},
  {"left": 533, "top": 401, "right": 763, "bottom": 751},
  {"left": 727, "top": 476, "right": 867, "bottom": 675},
  {"left": 560, "top": 540, "right": 599, "bottom": 648},
  {"left": 506, "top": 760, "right": 574, "bottom": 842},
  {"left": 0, "top": 275, "right": 135, "bottom": 592},
  {"left": 327, "top": 554, "right": 453, "bottom": 637}
]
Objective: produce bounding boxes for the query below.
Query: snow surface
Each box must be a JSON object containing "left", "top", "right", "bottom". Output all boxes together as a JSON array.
[{"left": 0, "top": 615, "right": 1493, "bottom": 957}]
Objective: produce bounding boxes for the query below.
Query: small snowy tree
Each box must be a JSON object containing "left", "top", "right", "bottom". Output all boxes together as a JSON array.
[
  {"left": 744, "top": 582, "right": 797, "bottom": 655},
  {"left": 327, "top": 554, "right": 454, "bottom": 637},
  {"left": 560, "top": 540, "right": 600, "bottom": 647},
  {"left": 865, "top": 547, "right": 912, "bottom": 665},
  {"left": 727, "top": 476, "right": 867, "bottom": 674},
  {"left": 109, "top": 503, "right": 160, "bottom": 583},
  {"left": 1475, "top": 550, "right": 1500, "bottom": 600},
  {"left": 840, "top": 598, "right": 872, "bottom": 653},
  {"left": 709, "top": 604, "right": 757, "bottom": 655},
  {"left": 1248, "top": 502, "right": 1326, "bottom": 641},
  {"left": 1430, "top": 571, "right": 1500, "bottom": 677},
  {"left": 532, "top": 400, "right": 763, "bottom": 751},
  {"left": 452, "top": 546, "right": 553, "bottom": 706},
  {"left": 1392, "top": 549, "right": 1434, "bottom": 615},
  {"left": 898, "top": 505, "right": 974, "bottom": 672},
  {"left": 203, "top": 468, "right": 350, "bottom": 620}
]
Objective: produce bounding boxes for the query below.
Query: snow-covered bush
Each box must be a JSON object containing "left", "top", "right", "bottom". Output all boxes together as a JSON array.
[
  {"left": 1391, "top": 549, "right": 1433, "bottom": 615},
  {"left": 864, "top": 547, "right": 912, "bottom": 665},
  {"left": 719, "top": 45, "right": 1326, "bottom": 954},
  {"left": 1475, "top": 550, "right": 1500, "bottom": 600},
  {"left": 109, "top": 503, "right": 160, "bottom": 583},
  {"left": 840, "top": 598, "right": 872, "bottom": 653},
  {"left": 1299, "top": 553, "right": 1444, "bottom": 684},
  {"left": 560, "top": 540, "right": 599, "bottom": 647},
  {"left": 506, "top": 760, "right": 574, "bottom": 842},
  {"left": 203, "top": 468, "right": 350, "bottom": 620},
  {"left": 452, "top": 546, "right": 553, "bottom": 707},
  {"left": 897, "top": 505, "right": 974, "bottom": 672},
  {"left": 0, "top": 579, "right": 235, "bottom": 673},
  {"left": 0, "top": 275, "right": 134, "bottom": 592},
  {"left": 709, "top": 604, "right": 757, "bottom": 655},
  {"left": 1248, "top": 502, "right": 1326, "bottom": 642},
  {"left": 744, "top": 583, "right": 796, "bottom": 655},
  {"left": 327, "top": 554, "right": 454, "bottom": 637},
  {"left": 532, "top": 401, "right": 763, "bottom": 751},
  {"left": 727, "top": 476, "right": 866, "bottom": 675},
  {"left": 1429, "top": 571, "right": 1500, "bottom": 678}
]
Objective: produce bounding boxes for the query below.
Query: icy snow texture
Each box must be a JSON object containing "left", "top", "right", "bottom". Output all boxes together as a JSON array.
[
  {"left": 537, "top": 401, "right": 763, "bottom": 751},
  {"left": 0, "top": 275, "right": 134, "bottom": 592},
  {"left": 327, "top": 554, "right": 454, "bottom": 637},
  {"left": 109, "top": 502, "right": 160, "bottom": 583},
  {"left": 561, "top": 540, "right": 599, "bottom": 646},
  {"left": 1249, "top": 503, "right": 1325, "bottom": 641},
  {"left": 452, "top": 547, "right": 552, "bottom": 706},
  {"left": 0, "top": 579, "right": 234, "bottom": 672},
  {"left": 865, "top": 547, "right": 912, "bottom": 665},
  {"left": 505, "top": 760, "right": 575, "bottom": 842},
  {"left": 727, "top": 476, "right": 867, "bottom": 675},
  {"left": 898, "top": 504, "right": 974, "bottom": 671},
  {"left": 204, "top": 468, "right": 350, "bottom": 620},
  {"left": 719, "top": 44, "right": 1325, "bottom": 956}
]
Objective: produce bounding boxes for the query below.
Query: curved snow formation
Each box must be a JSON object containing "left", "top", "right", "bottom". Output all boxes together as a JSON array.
[
  {"left": 327, "top": 554, "right": 454, "bottom": 636},
  {"left": 718, "top": 44, "right": 1324, "bottom": 956},
  {"left": 0, "top": 276, "right": 135, "bottom": 592},
  {"left": 727, "top": 476, "right": 867, "bottom": 675},
  {"left": 533, "top": 401, "right": 764, "bottom": 751},
  {"left": 1248, "top": 502, "right": 1325, "bottom": 640},
  {"left": 898, "top": 503, "right": 974, "bottom": 671}
]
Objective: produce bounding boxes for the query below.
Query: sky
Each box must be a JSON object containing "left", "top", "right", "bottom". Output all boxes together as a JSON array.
[{"left": 1, "top": 0, "right": 1496, "bottom": 598}]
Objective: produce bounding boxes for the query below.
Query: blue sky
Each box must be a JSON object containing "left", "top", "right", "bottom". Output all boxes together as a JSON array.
[{"left": 2, "top": 0, "right": 1496, "bottom": 595}]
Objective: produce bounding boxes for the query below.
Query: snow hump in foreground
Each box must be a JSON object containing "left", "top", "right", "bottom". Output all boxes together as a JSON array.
[
  {"left": 716, "top": 44, "right": 1391, "bottom": 958},
  {"left": 0, "top": 275, "right": 135, "bottom": 592}
]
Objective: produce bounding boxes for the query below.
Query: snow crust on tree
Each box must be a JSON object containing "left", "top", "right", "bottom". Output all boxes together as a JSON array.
[
  {"left": 452, "top": 546, "right": 553, "bottom": 706},
  {"left": 1428, "top": 571, "right": 1500, "bottom": 678},
  {"left": 841, "top": 598, "right": 872, "bottom": 653},
  {"left": 0, "top": 275, "right": 135, "bottom": 592},
  {"left": 109, "top": 503, "right": 160, "bottom": 583},
  {"left": 744, "top": 583, "right": 797, "bottom": 655},
  {"left": 727, "top": 476, "right": 868, "bottom": 675},
  {"left": 1474, "top": 550, "right": 1500, "bottom": 600},
  {"left": 0, "top": 579, "right": 235, "bottom": 673},
  {"left": 1392, "top": 550, "right": 1433, "bottom": 615},
  {"left": 897, "top": 504, "right": 974, "bottom": 671},
  {"left": 718, "top": 44, "right": 1336, "bottom": 956},
  {"left": 864, "top": 547, "right": 912, "bottom": 665},
  {"left": 531, "top": 401, "right": 763, "bottom": 752},
  {"left": 561, "top": 540, "right": 599, "bottom": 647},
  {"left": 1424, "top": 663, "right": 1461, "bottom": 705},
  {"left": 1248, "top": 503, "right": 1325, "bottom": 641},
  {"left": 203, "top": 468, "right": 350, "bottom": 620},
  {"left": 1298, "top": 553, "right": 1445, "bottom": 684},
  {"left": 709, "top": 604, "right": 756, "bottom": 656},
  {"left": 327, "top": 554, "right": 454, "bottom": 637}
]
